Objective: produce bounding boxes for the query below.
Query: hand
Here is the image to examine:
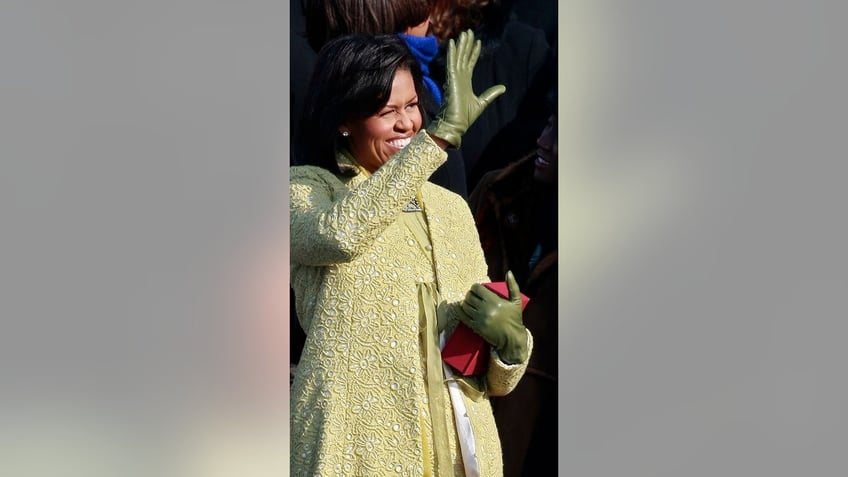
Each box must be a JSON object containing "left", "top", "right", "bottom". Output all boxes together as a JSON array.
[
  {"left": 457, "top": 271, "right": 528, "bottom": 364},
  {"left": 426, "top": 29, "right": 506, "bottom": 148}
]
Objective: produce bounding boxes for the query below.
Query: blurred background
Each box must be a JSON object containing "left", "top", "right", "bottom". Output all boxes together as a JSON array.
[
  {"left": 558, "top": 2, "right": 848, "bottom": 476},
  {"left": 1, "top": 1, "right": 289, "bottom": 475},
  {"left": 2, "top": 1, "right": 846, "bottom": 476}
]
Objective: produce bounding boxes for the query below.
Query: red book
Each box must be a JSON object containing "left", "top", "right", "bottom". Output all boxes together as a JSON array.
[
  {"left": 481, "top": 281, "right": 530, "bottom": 310},
  {"left": 441, "top": 282, "right": 530, "bottom": 376}
]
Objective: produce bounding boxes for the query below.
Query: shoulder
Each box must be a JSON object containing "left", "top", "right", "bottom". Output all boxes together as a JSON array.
[
  {"left": 500, "top": 20, "right": 548, "bottom": 52},
  {"left": 290, "top": 165, "right": 355, "bottom": 201},
  {"left": 468, "top": 167, "right": 501, "bottom": 210},
  {"left": 474, "top": 155, "right": 535, "bottom": 195},
  {"left": 482, "top": 21, "right": 550, "bottom": 78},
  {"left": 290, "top": 165, "right": 347, "bottom": 185},
  {"left": 474, "top": 168, "right": 503, "bottom": 194},
  {"left": 291, "top": 164, "right": 333, "bottom": 179}
]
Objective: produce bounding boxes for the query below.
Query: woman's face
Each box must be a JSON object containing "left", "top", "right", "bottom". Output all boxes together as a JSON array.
[
  {"left": 533, "top": 115, "right": 558, "bottom": 184},
  {"left": 342, "top": 68, "right": 422, "bottom": 174}
]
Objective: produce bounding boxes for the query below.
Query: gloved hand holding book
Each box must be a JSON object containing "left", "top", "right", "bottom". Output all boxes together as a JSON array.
[{"left": 456, "top": 271, "right": 529, "bottom": 364}]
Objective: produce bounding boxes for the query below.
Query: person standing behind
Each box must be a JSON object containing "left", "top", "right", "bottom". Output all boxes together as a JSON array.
[
  {"left": 468, "top": 110, "right": 558, "bottom": 477},
  {"left": 429, "top": 0, "right": 554, "bottom": 191}
]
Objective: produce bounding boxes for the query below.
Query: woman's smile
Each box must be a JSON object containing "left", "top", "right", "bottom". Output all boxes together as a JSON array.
[{"left": 387, "top": 136, "right": 413, "bottom": 150}]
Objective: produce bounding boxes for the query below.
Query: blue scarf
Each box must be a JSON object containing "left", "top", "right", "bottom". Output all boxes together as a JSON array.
[{"left": 397, "top": 33, "right": 443, "bottom": 106}]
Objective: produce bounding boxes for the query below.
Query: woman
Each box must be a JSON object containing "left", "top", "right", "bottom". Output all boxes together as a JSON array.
[
  {"left": 294, "top": 0, "right": 467, "bottom": 196},
  {"left": 290, "top": 32, "right": 533, "bottom": 477},
  {"left": 289, "top": 0, "right": 467, "bottom": 368},
  {"left": 469, "top": 110, "right": 559, "bottom": 477}
]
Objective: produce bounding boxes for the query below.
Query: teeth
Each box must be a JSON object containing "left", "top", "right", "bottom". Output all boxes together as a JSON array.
[{"left": 388, "top": 137, "right": 411, "bottom": 149}]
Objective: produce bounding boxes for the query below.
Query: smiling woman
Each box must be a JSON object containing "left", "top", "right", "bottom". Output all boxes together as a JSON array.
[
  {"left": 341, "top": 68, "right": 423, "bottom": 173},
  {"left": 293, "top": 35, "right": 429, "bottom": 175},
  {"left": 289, "top": 32, "right": 534, "bottom": 477}
]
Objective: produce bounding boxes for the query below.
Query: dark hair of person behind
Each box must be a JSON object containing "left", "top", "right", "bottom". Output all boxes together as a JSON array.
[
  {"left": 303, "top": 0, "right": 435, "bottom": 52},
  {"left": 294, "top": 34, "right": 426, "bottom": 175},
  {"left": 429, "top": 0, "right": 496, "bottom": 43}
]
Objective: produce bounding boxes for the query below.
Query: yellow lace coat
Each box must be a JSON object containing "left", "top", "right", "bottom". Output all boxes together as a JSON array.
[{"left": 290, "top": 131, "right": 531, "bottom": 477}]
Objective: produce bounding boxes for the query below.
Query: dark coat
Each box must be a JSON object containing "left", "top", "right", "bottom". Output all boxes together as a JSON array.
[{"left": 468, "top": 154, "right": 558, "bottom": 477}]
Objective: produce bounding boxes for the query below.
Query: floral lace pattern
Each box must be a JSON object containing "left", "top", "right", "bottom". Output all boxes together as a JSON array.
[{"left": 290, "top": 131, "right": 531, "bottom": 476}]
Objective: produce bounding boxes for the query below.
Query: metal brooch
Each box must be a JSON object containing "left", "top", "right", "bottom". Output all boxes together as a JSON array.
[{"left": 402, "top": 196, "right": 423, "bottom": 212}]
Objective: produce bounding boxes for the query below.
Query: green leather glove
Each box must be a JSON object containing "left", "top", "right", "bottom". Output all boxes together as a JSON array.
[
  {"left": 426, "top": 29, "right": 506, "bottom": 148},
  {"left": 457, "top": 271, "right": 529, "bottom": 364}
]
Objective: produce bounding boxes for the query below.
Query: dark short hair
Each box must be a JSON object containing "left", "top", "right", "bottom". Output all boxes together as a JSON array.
[
  {"left": 304, "top": 0, "right": 434, "bottom": 52},
  {"left": 429, "top": 0, "right": 494, "bottom": 44},
  {"left": 294, "top": 34, "right": 426, "bottom": 174}
]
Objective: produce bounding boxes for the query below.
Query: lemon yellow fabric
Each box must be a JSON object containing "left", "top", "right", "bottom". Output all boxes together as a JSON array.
[{"left": 290, "top": 131, "right": 531, "bottom": 476}]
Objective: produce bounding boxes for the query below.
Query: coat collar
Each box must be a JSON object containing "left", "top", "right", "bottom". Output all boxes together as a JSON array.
[{"left": 335, "top": 148, "right": 366, "bottom": 178}]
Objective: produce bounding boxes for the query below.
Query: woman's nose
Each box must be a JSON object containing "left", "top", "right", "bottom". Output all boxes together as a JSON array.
[
  {"left": 537, "top": 124, "right": 554, "bottom": 149},
  {"left": 396, "top": 111, "right": 414, "bottom": 131}
]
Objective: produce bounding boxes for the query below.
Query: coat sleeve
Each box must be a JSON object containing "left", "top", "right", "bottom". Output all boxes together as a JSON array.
[
  {"left": 486, "top": 330, "right": 534, "bottom": 396},
  {"left": 290, "top": 131, "right": 447, "bottom": 266}
]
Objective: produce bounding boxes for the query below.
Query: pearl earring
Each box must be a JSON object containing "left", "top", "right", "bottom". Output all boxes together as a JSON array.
[{"left": 341, "top": 131, "right": 349, "bottom": 137}]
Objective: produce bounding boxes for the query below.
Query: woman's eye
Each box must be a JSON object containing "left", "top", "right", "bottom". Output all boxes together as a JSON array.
[
  {"left": 405, "top": 102, "right": 418, "bottom": 110},
  {"left": 380, "top": 110, "right": 395, "bottom": 117}
]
